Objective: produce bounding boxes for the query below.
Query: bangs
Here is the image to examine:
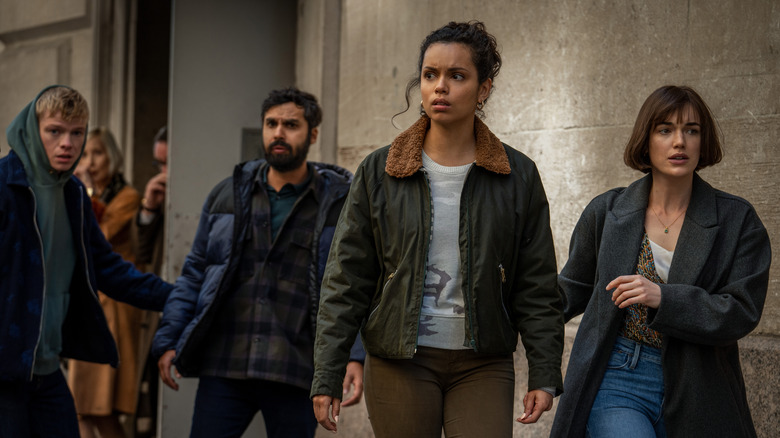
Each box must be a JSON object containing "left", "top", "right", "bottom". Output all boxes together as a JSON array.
[{"left": 651, "top": 101, "right": 701, "bottom": 129}]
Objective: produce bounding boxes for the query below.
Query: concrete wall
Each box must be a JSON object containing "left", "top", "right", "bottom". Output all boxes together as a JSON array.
[
  {"left": 0, "top": 0, "right": 143, "bottom": 187},
  {"left": 311, "top": 0, "right": 780, "bottom": 437},
  {"left": 296, "top": 0, "right": 343, "bottom": 165},
  {"left": 160, "top": 1, "right": 297, "bottom": 436},
  {"left": 0, "top": 0, "right": 95, "bottom": 156}
]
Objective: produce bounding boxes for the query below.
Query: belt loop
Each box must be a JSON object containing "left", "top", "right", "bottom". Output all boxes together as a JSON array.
[{"left": 629, "top": 341, "right": 641, "bottom": 369}]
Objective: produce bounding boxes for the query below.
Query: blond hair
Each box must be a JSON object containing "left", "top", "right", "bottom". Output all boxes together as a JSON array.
[
  {"left": 35, "top": 86, "right": 89, "bottom": 123},
  {"left": 87, "top": 127, "right": 123, "bottom": 176}
]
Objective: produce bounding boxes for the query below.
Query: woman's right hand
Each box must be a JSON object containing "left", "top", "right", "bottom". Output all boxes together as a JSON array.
[
  {"left": 313, "top": 394, "right": 340, "bottom": 433},
  {"left": 607, "top": 275, "right": 662, "bottom": 309}
]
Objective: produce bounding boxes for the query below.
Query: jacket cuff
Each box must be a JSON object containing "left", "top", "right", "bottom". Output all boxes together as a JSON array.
[
  {"left": 310, "top": 370, "right": 345, "bottom": 400},
  {"left": 528, "top": 365, "right": 564, "bottom": 397}
]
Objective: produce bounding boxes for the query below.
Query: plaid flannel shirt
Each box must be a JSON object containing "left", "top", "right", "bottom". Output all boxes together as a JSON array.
[{"left": 199, "top": 168, "right": 319, "bottom": 390}]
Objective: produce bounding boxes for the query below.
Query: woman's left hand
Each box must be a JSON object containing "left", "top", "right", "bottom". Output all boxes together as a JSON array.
[
  {"left": 607, "top": 275, "right": 662, "bottom": 309},
  {"left": 517, "top": 389, "right": 553, "bottom": 424}
]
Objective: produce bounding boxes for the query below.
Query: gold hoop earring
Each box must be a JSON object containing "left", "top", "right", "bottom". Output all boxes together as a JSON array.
[{"left": 476, "top": 100, "right": 484, "bottom": 111}]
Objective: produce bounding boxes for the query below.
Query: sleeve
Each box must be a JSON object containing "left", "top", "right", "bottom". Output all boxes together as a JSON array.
[
  {"left": 133, "top": 211, "right": 164, "bottom": 266},
  {"left": 89, "top": 196, "right": 172, "bottom": 311},
  {"left": 511, "top": 164, "right": 564, "bottom": 394},
  {"left": 311, "top": 161, "right": 380, "bottom": 399},
  {"left": 648, "top": 208, "right": 771, "bottom": 346},
  {"left": 151, "top": 200, "right": 216, "bottom": 357},
  {"left": 558, "top": 200, "right": 601, "bottom": 322}
]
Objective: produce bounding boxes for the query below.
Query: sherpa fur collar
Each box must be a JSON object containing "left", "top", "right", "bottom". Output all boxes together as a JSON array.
[{"left": 385, "top": 115, "right": 512, "bottom": 178}]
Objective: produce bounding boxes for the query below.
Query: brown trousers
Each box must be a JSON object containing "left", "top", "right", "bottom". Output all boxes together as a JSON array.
[{"left": 364, "top": 346, "right": 515, "bottom": 438}]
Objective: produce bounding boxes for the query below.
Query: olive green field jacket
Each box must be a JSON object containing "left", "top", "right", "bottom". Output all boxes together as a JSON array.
[{"left": 311, "top": 116, "right": 564, "bottom": 400}]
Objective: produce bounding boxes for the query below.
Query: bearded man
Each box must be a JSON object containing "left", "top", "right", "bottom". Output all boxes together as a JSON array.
[{"left": 152, "top": 87, "right": 364, "bottom": 438}]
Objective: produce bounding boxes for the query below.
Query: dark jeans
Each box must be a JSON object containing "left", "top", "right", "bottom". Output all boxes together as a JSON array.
[
  {"left": 191, "top": 376, "right": 317, "bottom": 438},
  {"left": 0, "top": 369, "right": 79, "bottom": 437},
  {"left": 364, "top": 346, "right": 516, "bottom": 438}
]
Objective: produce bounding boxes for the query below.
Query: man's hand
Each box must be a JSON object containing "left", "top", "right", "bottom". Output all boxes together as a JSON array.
[
  {"left": 313, "top": 394, "right": 340, "bottom": 433},
  {"left": 142, "top": 172, "right": 167, "bottom": 212},
  {"left": 340, "top": 361, "right": 364, "bottom": 407},
  {"left": 158, "top": 349, "right": 181, "bottom": 390},
  {"left": 517, "top": 389, "right": 553, "bottom": 424}
]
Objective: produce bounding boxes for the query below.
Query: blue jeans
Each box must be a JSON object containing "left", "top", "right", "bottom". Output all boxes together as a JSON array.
[
  {"left": 587, "top": 336, "right": 667, "bottom": 438},
  {"left": 0, "top": 369, "right": 80, "bottom": 437},
  {"left": 190, "top": 376, "right": 317, "bottom": 438}
]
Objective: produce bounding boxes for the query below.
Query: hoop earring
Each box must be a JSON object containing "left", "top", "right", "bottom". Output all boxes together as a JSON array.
[{"left": 476, "top": 100, "right": 484, "bottom": 111}]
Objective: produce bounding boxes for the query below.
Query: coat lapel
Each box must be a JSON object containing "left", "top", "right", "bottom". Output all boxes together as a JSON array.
[
  {"left": 667, "top": 174, "right": 719, "bottom": 285},
  {"left": 597, "top": 176, "right": 651, "bottom": 320}
]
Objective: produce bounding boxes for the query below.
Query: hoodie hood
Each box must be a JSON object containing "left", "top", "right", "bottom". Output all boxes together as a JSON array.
[
  {"left": 5, "top": 85, "right": 86, "bottom": 187},
  {"left": 4, "top": 85, "right": 85, "bottom": 375}
]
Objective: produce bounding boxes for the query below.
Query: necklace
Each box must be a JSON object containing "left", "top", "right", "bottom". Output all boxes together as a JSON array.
[{"left": 651, "top": 206, "right": 686, "bottom": 233}]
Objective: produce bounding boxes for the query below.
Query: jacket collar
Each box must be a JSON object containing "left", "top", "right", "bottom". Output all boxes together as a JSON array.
[
  {"left": 385, "top": 115, "right": 511, "bottom": 177},
  {"left": 611, "top": 172, "right": 718, "bottom": 228},
  {"left": 242, "top": 160, "right": 352, "bottom": 206}
]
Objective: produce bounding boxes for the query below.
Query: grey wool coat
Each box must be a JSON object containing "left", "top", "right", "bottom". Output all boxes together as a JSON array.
[{"left": 550, "top": 173, "right": 771, "bottom": 438}]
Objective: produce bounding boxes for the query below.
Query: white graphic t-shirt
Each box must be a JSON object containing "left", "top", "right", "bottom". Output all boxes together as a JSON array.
[{"left": 417, "top": 150, "right": 472, "bottom": 350}]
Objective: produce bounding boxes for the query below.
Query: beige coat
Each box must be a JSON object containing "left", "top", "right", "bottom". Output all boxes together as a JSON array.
[{"left": 67, "top": 185, "right": 145, "bottom": 415}]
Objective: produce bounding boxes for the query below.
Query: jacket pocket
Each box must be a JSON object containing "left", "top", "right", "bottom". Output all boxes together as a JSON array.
[
  {"left": 367, "top": 269, "right": 397, "bottom": 324},
  {"left": 605, "top": 346, "right": 633, "bottom": 370},
  {"left": 279, "top": 228, "right": 314, "bottom": 286}
]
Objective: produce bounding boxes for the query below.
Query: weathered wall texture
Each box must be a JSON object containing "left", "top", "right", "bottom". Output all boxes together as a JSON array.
[
  {"left": 0, "top": 0, "right": 94, "bottom": 157},
  {"left": 325, "top": 0, "right": 780, "bottom": 437}
]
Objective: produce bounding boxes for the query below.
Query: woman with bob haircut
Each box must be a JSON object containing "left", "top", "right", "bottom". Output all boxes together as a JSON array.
[
  {"left": 550, "top": 85, "right": 771, "bottom": 438},
  {"left": 311, "top": 21, "right": 564, "bottom": 437}
]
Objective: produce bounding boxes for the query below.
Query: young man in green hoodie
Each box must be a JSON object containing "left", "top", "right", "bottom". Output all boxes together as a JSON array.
[{"left": 0, "top": 85, "right": 172, "bottom": 437}]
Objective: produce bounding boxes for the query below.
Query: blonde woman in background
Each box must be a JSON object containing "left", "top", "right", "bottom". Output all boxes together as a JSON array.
[{"left": 69, "top": 127, "right": 145, "bottom": 438}]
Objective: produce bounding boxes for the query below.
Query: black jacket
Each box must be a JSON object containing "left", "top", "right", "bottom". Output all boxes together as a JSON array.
[{"left": 312, "top": 116, "right": 564, "bottom": 399}]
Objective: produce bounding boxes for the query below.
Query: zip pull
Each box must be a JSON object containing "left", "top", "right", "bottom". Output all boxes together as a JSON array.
[{"left": 499, "top": 264, "right": 506, "bottom": 283}]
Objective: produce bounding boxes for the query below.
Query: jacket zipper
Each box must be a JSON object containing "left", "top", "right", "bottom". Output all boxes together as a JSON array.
[
  {"left": 368, "top": 270, "right": 396, "bottom": 321},
  {"left": 463, "top": 167, "right": 477, "bottom": 350},
  {"left": 413, "top": 170, "right": 434, "bottom": 355},
  {"left": 29, "top": 188, "right": 45, "bottom": 380},
  {"left": 78, "top": 186, "right": 102, "bottom": 309},
  {"left": 498, "top": 263, "right": 511, "bottom": 323}
]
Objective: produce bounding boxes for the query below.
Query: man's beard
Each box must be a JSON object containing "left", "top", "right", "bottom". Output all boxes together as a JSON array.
[{"left": 264, "top": 132, "right": 311, "bottom": 172}]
